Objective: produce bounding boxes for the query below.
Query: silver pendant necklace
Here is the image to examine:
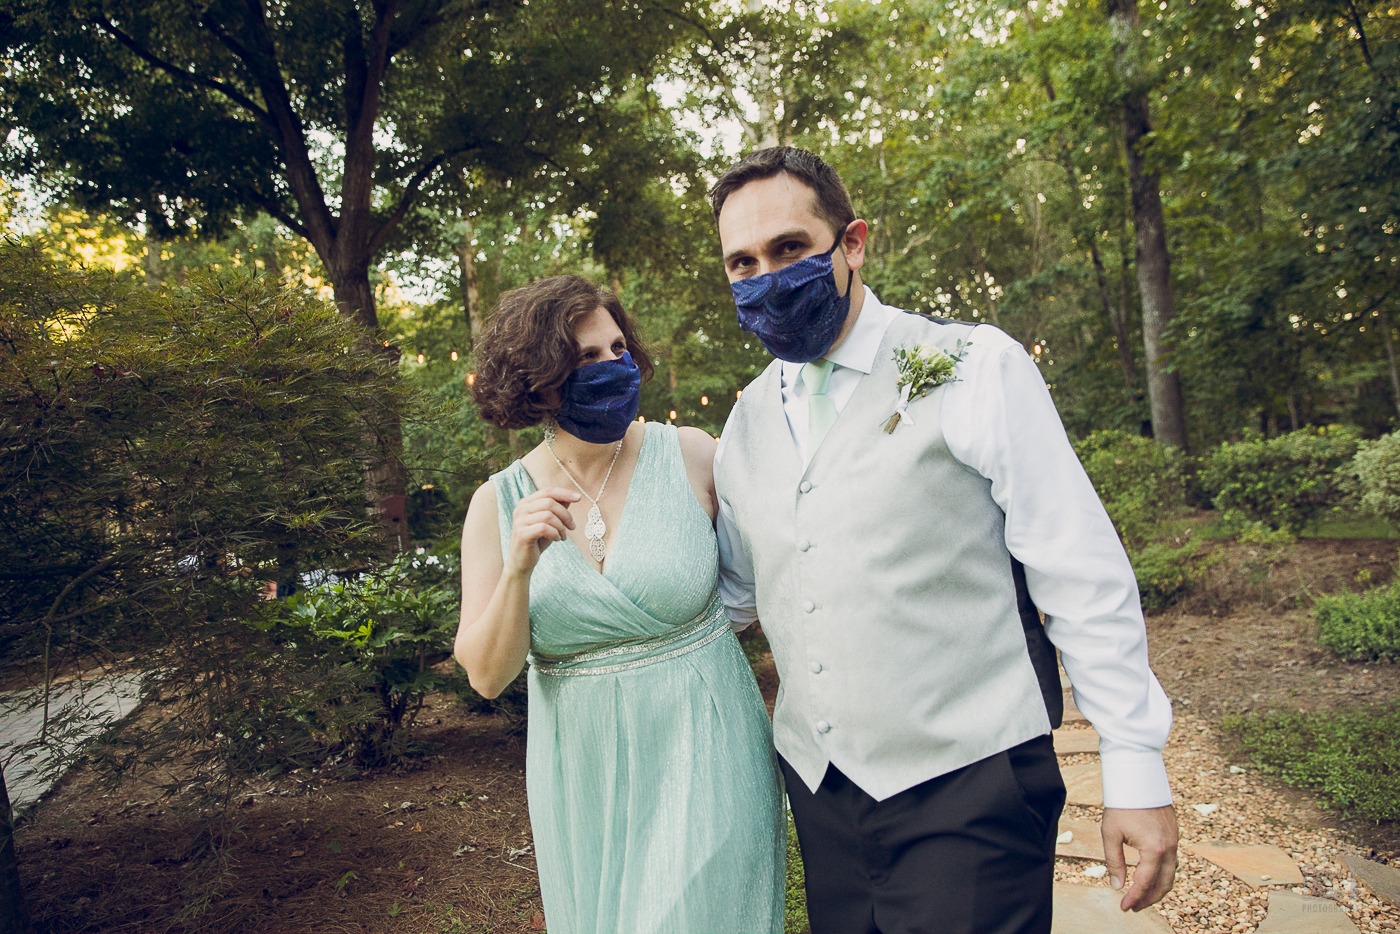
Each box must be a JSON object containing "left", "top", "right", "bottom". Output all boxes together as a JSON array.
[{"left": 545, "top": 432, "right": 625, "bottom": 563}]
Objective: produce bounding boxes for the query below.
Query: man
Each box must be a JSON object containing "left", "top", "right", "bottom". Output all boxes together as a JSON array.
[{"left": 711, "top": 146, "right": 1177, "bottom": 934}]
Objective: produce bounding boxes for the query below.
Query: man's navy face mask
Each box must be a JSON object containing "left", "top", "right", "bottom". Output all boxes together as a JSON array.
[
  {"left": 730, "top": 228, "right": 853, "bottom": 363},
  {"left": 555, "top": 350, "right": 642, "bottom": 444}
]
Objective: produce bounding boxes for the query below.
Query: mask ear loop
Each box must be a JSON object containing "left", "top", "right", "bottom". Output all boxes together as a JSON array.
[{"left": 829, "top": 223, "right": 854, "bottom": 299}]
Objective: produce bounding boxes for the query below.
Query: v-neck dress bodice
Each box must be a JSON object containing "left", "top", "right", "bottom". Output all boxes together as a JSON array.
[{"left": 490, "top": 422, "right": 784, "bottom": 934}]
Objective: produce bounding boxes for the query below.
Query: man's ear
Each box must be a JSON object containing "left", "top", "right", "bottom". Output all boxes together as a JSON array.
[{"left": 841, "top": 219, "right": 869, "bottom": 273}]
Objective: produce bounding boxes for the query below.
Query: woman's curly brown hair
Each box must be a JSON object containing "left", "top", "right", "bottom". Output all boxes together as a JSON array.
[{"left": 471, "top": 276, "right": 653, "bottom": 430}]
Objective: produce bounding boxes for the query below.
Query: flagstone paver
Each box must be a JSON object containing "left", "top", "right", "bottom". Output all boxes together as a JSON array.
[
  {"left": 0, "top": 672, "right": 145, "bottom": 808},
  {"left": 1051, "top": 884, "right": 1172, "bottom": 933},
  {"left": 1060, "top": 760, "right": 1104, "bottom": 807},
  {"left": 1056, "top": 815, "right": 1139, "bottom": 865},
  {"left": 1054, "top": 727, "right": 1100, "bottom": 756},
  {"left": 1343, "top": 854, "right": 1400, "bottom": 908},
  {"left": 1187, "top": 841, "right": 1305, "bottom": 887},
  {"left": 1061, "top": 691, "right": 1089, "bottom": 725},
  {"left": 1253, "top": 891, "right": 1360, "bottom": 933}
]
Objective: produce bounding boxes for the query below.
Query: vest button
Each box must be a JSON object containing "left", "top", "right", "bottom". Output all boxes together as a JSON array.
[
  {"left": 802, "top": 600, "right": 816, "bottom": 613},
  {"left": 816, "top": 720, "right": 831, "bottom": 733},
  {"left": 799, "top": 481, "right": 812, "bottom": 493},
  {"left": 809, "top": 661, "right": 823, "bottom": 674},
  {"left": 797, "top": 540, "right": 811, "bottom": 552}
]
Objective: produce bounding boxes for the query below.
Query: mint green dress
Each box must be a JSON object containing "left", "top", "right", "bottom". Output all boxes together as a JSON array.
[{"left": 492, "top": 422, "right": 785, "bottom": 934}]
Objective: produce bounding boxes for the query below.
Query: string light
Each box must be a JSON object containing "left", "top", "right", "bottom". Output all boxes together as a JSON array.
[
  {"left": 450, "top": 350, "right": 459, "bottom": 361},
  {"left": 416, "top": 353, "right": 425, "bottom": 364},
  {"left": 669, "top": 409, "right": 678, "bottom": 421},
  {"left": 700, "top": 395, "right": 709, "bottom": 406},
  {"left": 466, "top": 373, "right": 476, "bottom": 386}
]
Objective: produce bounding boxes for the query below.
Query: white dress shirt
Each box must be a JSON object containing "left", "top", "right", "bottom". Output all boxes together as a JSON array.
[{"left": 715, "top": 286, "right": 1174, "bottom": 808}]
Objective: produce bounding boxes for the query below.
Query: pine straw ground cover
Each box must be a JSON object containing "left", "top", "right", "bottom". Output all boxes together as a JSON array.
[{"left": 13, "top": 537, "right": 1400, "bottom": 933}]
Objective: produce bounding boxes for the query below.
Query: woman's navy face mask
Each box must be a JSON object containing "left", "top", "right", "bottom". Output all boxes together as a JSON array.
[
  {"left": 554, "top": 350, "right": 642, "bottom": 443},
  {"left": 729, "top": 228, "right": 853, "bottom": 363}
]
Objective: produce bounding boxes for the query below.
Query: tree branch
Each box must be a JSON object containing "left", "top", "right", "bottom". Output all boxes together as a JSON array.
[
  {"left": 90, "top": 18, "right": 274, "bottom": 129},
  {"left": 1345, "top": 0, "right": 1375, "bottom": 69},
  {"left": 366, "top": 144, "right": 477, "bottom": 256}
]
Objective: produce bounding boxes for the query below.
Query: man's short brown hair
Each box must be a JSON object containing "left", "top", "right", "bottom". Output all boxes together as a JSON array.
[
  {"left": 709, "top": 146, "right": 856, "bottom": 237},
  {"left": 471, "top": 276, "right": 653, "bottom": 430}
]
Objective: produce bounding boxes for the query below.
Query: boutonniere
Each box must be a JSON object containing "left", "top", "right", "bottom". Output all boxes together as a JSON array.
[{"left": 881, "top": 340, "right": 970, "bottom": 433}]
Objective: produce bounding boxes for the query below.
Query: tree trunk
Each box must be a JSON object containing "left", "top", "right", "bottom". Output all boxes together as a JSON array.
[
  {"left": 0, "top": 765, "right": 34, "bottom": 934},
  {"left": 330, "top": 270, "right": 408, "bottom": 548},
  {"left": 454, "top": 220, "right": 484, "bottom": 347},
  {"left": 1380, "top": 307, "right": 1400, "bottom": 421},
  {"left": 1108, "top": 0, "right": 1189, "bottom": 450}
]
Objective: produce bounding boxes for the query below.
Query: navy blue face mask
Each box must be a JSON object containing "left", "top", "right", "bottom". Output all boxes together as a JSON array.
[
  {"left": 554, "top": 350, "right": 642, "bottom": 444},
  {"left": 730, "top": 228, "right": 853, "bottom": 363}
]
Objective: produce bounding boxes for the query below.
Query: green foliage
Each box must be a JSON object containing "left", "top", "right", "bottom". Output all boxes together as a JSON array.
[
  {"left": 1350, "top": 432, "right": 1400, "bottom": 528},
  {"left": 1199, "top": 427, "right": 1362, "bottom": 532},
  {"left": 249, "top": 553, "right": 465, "bottom": 767},
  {"left": 785, "top": 816, "right": 809, "bottom": 934},
  {"left": 0, "top": 236, "right": 405, "bottom": 795},
  {"left": 1131, "top": 539, "right": 1209, "bottom": 612},
  {"left": 1228, "top": 705, "right": 1400, "bottom": 822},
  {"left": 1315, "top": 580, "right": 1400, "bottom": 663},
  {"left": 1073, "top": 431, "right": 1189, "bottom": 549}
]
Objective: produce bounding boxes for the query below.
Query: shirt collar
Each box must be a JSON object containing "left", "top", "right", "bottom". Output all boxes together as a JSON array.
[{"left": 780, "top": 286, "right": 897, "bottom": 384}]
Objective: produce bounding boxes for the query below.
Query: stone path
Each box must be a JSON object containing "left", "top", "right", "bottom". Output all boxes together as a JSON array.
[
  {"left": 1050, "top": 678, "right": 1399, "bottom": 934},
  {"left": 0, "top": 671, "right": 145, "bottom": 808}
]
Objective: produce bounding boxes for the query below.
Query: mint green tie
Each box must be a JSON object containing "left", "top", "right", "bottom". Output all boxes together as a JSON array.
[{"left": 801, "top": 358, "right": 838, "bottom": 452}]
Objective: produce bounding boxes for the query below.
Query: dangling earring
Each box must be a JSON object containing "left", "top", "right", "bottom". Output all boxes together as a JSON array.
[{"left": 542, "top": 419, "right": 557, "bottom": 444}]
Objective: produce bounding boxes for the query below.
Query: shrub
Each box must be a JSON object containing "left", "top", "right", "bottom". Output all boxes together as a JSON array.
[
  {"left": 1315, "top": 581, "right": 1400, "bottom": 662},
  {"left": 1131, "top": 539, "right": 1209, "bottom": 611},
  {"left": 250, "top": 552, "right": 465, "bottom": 767},
  {"left": 1073, "top": 430, "right": 1189, "bottom": 549},
  {"left": 1228, "top": 706, "right": 1400, "bottom": 821},
  {"left": 0, "top": 237, "right": 408, "bottom": 797},
  {"left": 1198, "top": 427, "right": 1361, "bottom": 532},
  {"left": 1350, "top": 432, "right": 1400, "bottom": 529}
]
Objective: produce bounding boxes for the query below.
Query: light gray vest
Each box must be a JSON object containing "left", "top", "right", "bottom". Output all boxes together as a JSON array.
[{"left": 716, "top": 311, "right": 1062, "bottom": 801}]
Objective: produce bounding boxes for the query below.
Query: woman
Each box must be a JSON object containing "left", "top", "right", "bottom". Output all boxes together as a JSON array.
[{"left": 454, "top": 275, "right": 785, "bottom": 934}]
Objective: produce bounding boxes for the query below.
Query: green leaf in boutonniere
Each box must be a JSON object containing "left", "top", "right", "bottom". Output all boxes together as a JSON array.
[{"left": 881, "top": 339, "right": 970, "bottom": 433}]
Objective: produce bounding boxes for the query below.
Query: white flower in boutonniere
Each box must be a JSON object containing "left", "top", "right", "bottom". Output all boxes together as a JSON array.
[{"left": 881, "top": 340, "right": 970, "bottom": 433}]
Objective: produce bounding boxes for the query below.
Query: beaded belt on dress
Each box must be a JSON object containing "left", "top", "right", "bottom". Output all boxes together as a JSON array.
[{"left": 530, "top": 594, "right": 730, "bottom": 677}]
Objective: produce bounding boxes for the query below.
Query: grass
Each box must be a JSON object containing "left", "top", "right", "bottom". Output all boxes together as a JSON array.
[
  {"left": 785, "top": 814, "right": 810, "bottom": 934},
  {"left": 1226, "top": 705, "right": 1400, "bottom": 822},
  {"left": 1304, "top": 515, "right": 1400, "bottom": 540}
]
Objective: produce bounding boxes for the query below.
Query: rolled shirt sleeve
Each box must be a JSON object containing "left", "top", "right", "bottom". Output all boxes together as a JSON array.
[{"left": 941, "top": 328, "right": 1174, "bottom": 809}]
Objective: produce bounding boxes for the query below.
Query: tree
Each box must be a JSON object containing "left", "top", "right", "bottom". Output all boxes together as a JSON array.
[
  {"left": 1, "top": 0, "right": 714, "bottom": 541},
  {"left": 0, "top": 238, "right": 408, "bottom": 914},
  {"left": 1106, "top": 0, "right": 1188, "bottom": 449}
]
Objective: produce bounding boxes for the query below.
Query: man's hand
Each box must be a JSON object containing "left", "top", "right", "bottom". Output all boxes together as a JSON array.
[{"left": 1102, "top": 805, "right": 1178, "bottom": 911}]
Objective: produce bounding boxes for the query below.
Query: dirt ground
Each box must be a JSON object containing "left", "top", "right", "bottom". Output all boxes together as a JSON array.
[{"left": 11, "top": 536, "right": 1400, "bottom": 933}]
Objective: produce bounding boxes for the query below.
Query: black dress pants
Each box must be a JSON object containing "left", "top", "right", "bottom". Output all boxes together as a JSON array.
[{"left": 781, "top": 735, "right": 1065, "bottom": 934}]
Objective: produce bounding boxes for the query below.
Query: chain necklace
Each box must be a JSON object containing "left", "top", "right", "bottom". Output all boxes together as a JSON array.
[{"left": 545, "top": 434, "right": 625, "bottom": 563}]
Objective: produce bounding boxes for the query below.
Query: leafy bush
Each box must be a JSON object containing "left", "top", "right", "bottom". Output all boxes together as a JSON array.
[
  {"left": 250, "top": 552, "right": 465, "bottom": 767},
  {"left": 1073, "top": 430, "right": 1189, "bottom": 549},
  {"left": 1131, "top": 539, "right": 1209, "bottom": 611},
  {"left": 1198, "top": 427, "right": 1361, "bottom": 532},
  {"left": 1350, "top": 432, "right": 1400, "bottom": 528},
  {"left": 0, "top": 237, "right": 408, "bottom": 796},
  {"left": 1315, "top": 581, "right": 1400, "bottom": 662},
  {"left": 1228, "top": 706, "right": 1400, "bottom": 821}
]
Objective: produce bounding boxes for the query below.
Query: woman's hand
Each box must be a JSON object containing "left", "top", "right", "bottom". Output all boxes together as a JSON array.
[{"left": 505, "top": 487, "right": 581, "bottom": 575}]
